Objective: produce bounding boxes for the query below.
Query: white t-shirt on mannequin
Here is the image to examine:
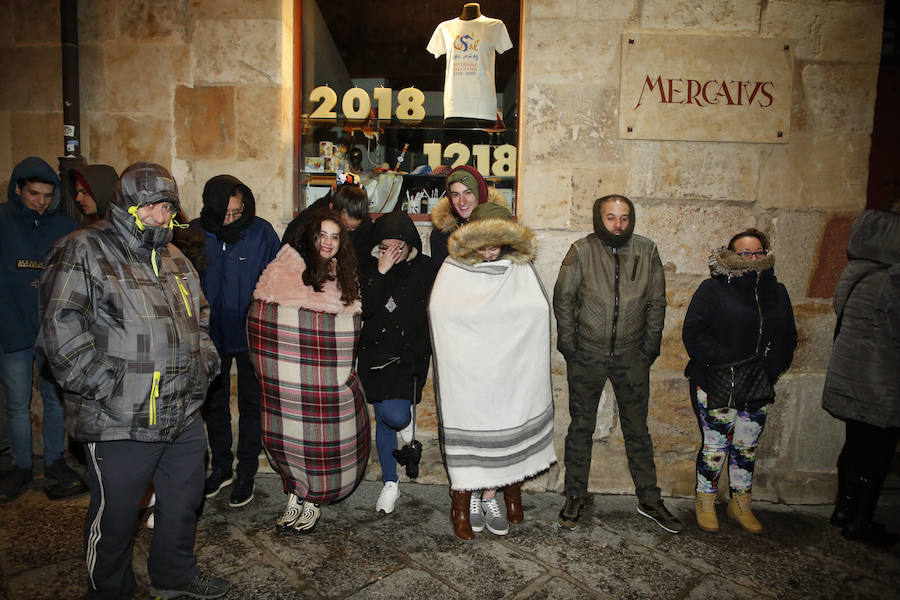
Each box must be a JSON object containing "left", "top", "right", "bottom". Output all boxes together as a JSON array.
[{"left": 427, "top": 15, "right": 513, "bottom": 120}]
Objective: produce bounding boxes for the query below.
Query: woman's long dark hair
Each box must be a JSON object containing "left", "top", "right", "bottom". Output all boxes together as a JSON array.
[{"left": 289, "top": 208, "right": 360, "bottom": 305}]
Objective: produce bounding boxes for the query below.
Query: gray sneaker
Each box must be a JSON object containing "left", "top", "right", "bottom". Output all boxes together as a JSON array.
[
  {"left": 482, "top": 497, "right": 509, "bottom": 535},
  {"left": 469, "top": 492, "right": 485, "bottom": 532}
]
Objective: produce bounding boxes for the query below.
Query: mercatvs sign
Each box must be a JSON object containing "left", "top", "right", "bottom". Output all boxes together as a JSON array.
[{"left": 619, "top": 33, "right": 793, "bottom": 143}]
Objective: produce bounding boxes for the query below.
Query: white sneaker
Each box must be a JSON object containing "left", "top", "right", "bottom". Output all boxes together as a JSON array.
[
  {"left": 146, "top": 511, "right": 154, "bottom": 530},
  {"left": 292, "top": 500, "right": 321, "bottom": 534},
  {"left": 276, "top": 493, "right": 304, "bottom": 531},
  {"left": 376, "top": 481, "right": 400, "bottom": 514}
]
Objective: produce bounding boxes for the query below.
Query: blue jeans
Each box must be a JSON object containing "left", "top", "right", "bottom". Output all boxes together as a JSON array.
[
  {"left": 0, "top": 347, "right": 65, "bottom": 469},
  {"left": 373, "top": 398, "right": 411, "bottom": 483}
]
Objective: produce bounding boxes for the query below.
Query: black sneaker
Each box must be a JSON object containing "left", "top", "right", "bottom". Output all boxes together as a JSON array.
[
  {"left": 44, "top": 458, "right": 89, "bottom": 500},
  {"left": 638, "top": 499, "right": 683, "bottom": 533},
  {"left": 557, "top": 495, "right": 585, "bottom": 530},
  {"left": 203, "top": 468, "right": 234, "bottom": 498},
  {"left": 228, "top": 475, "right": 254, "bottom": 507},
  {"left": 0, "top": 468, "right": 33, "bottom": 503},
  {"left": 149, "top": 572, "right": 230, "bottom": 599}
]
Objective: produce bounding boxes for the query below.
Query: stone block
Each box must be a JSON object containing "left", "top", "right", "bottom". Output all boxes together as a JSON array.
[
  {"left": 190, "top": 0, "right": 281, "bottom": 19},
  {"left": 10, "top": 112, "right": 62, "bottom": 170},
  {"left": 86, "top": 112, "right": 172, "bottom": 169},
  {"left": 524, "top": 21, "right": 620, "bottom": 87},
  {"left": 78, "top": 45, "right": 106, "bottom": 112},
  {"left": 236, "top": 86, "right": 283, "bottom": 162},
  {"left": 531, "top": 230, "right": 585, "bottom": 295},
  {"left": 516, "top": 163, "right": 571, "bottom": 229},
  {"left": 171, "top": 158, "right": 287, "bottom": 222},
  {"left": 796, "top": 63, "right": 878, "bottom": 133},
  {"left": 641, "top": 0, "right": 762, "bottom": 32},
  {"left": 635, "top": 202, "right": 757, "bottom": 276},
  {"left": 757, "top": 132, "right": 869, "bottom": 211},
  {"left": 78, "top": 0, "right": 119, "bottom": 44},
  {"left": 762, "top": 1, "right": 883, "bottom": 64},
  {"left": 791, "top": 301, "right": 835, "bottom": 373},
  {"left": 580, "top": 0, "right": 638, "bottom": 22},
  {"left": 522, "top": 84, "right": 623, "bottom": 164},
  {"left": 0, "top": 47, "right": 62, "bottom": 111},
  {"left": 570, "top": 164, "right": 630, "bottom": 230},
  {"left": 192, "top": 19, "right": 282, "bottom": 85},
  {"left": 0, "top": 111, "right": 10, "bottom": 175},
  {"left": 13, "top": 0, "right": 60, "bottom": 44},
  {"left": 656, "top": 274, "right": 701, "bottom": 373},
  {"left": 528, "top": 0, "right": 577, "bottom": 20},
  {"left": 174, "top": 86, "right": 236, "bottom": 160},
  {"left": 105, "top": 44, "right": 190, "bottom": 115},
  {"left": 625, "top": 140, "right": 762, "bottom": 202},
  {"left": 807, "top": 215, "right": 853, "bottom": 299},
  {"left": 119, "top": 0, "right": 190, "bottom": 42},
  {"left": 765, "top": 210, "right": 830, "bottom": 303}
]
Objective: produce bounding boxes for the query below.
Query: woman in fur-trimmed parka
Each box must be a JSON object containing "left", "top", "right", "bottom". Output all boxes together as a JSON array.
[
  {"left": 430, "top": 203, "right": 556, "bottom": 540},
  {"left": 682, "top": 229, "right": 796, "bottom": 535},
  {"left": 822, "top": 209, "right": 900, "bottom": 547}
]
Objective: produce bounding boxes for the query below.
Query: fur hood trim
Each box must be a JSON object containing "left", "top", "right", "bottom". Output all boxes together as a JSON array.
[
  {"left": 709, "top": 247, "right": 776, "bottom": 279},
  {"left": 253, "top": 245, "right": 361, "bottom": 314},
  {"left": 448, "top": 217, "right": 536, "bottom": 265},
  {"left": 430, "top": 190, "right": 510, "bottom": 234}
]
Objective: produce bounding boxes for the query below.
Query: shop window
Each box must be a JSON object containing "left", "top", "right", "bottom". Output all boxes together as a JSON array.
[{"left": 294, "top": 0, "right": 521, "bottom": 220}]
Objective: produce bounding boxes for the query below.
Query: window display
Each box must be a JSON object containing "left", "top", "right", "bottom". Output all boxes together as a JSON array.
[{"left": 296, "top": 0, "right": 521, "bottom": 220}]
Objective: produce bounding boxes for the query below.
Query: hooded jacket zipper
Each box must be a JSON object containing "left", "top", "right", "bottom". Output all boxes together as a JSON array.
[
  {"left": 149, "top": 370, "right": 160, "bottom": 425},
  {"left": 609, "top": 247, "right": 620, "bottom": 358},
  {"left": 728, "top": 270, "right": 764, "bottom": 409}
]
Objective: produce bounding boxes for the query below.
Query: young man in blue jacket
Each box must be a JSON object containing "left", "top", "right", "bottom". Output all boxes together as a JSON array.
[
  {"left": 0, "top": 156, "right": 86, "bottom": 502},
  {"left": 193, "top": 175, "right": 280, "bottom": 507}
]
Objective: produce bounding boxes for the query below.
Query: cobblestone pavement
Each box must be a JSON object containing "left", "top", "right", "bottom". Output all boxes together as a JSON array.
[{"left": 1, "top": 465, "right": 898, "bottom": 599}]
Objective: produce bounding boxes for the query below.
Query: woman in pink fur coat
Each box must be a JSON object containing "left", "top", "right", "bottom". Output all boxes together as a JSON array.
[{"left": 248, "top": 209, "right": 369, "bottom": 534}]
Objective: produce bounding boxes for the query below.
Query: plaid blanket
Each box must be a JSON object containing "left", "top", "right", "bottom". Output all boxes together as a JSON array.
[{"left": 248, "top": 299, "right": 370, "bottom": 504}]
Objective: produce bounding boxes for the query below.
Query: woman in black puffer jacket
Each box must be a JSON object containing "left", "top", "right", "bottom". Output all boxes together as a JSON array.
[{"left": 682, "top": 229, "right": 797, "bottom": 535}]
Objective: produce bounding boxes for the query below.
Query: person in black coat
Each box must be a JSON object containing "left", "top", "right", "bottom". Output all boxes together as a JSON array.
[
  {"left": 282, "top": 183, "right": 373, "bottom": 263},
  {"left": 682, "top": 229, "right": 797, "bottom": 535},
  {"left": 358, "top": 211, "right": 435, "bottom": 515}
]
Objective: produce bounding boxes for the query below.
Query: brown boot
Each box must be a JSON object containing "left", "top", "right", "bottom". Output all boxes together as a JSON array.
[
  {"left": 450, "top": 489, "right": 474, "bottom": 540},
  {"left": 504, "top": 482, "right": 524, "bottom": 524},
  {"left": 727, "top": 492, "right": 762, "bottom": 534}
]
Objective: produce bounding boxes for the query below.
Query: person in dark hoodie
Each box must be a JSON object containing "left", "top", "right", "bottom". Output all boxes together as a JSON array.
[
  {"left": 192, "top": 175, "right": 280, "bottom": 508},
  {"left": 358, "top": 210, "right": 435, "bottom": 515},
  {"left": 0, "top": 156, "right": 86, "bottom": 503},
  {"left": 553, "top": 194, "right": 682, "bottom": 534},
  {"left": 822, "top": 208, "right": 900, "bottom": 548},
  {"left": 37, "top": 162, "right": 228, "bottom": 599},
  {"left": 71, "top": 164, "right": 119, "bottom": 224}
]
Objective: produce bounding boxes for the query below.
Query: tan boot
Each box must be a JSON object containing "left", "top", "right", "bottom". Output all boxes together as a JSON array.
[
  {"left": 695, "top": 492, "right": 719, "bottom": 532},
  {"left": 727, "top": 493, "right": 762, "bottom": 534},
  {"left": 450, "top": 489, "right": 474, "bottom": 540},
  {"left": 503, "top": 481, "right": 524, "bottom": 524}
]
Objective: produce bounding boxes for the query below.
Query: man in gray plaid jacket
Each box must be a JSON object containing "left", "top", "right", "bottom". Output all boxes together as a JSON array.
[{"left": 37, "top": 163, "right": 229, "bottom": 600}]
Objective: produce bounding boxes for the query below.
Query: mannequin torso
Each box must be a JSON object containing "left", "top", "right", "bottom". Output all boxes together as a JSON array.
[{"left": 460, "top": 3, "right": 481, "bottom": 20}]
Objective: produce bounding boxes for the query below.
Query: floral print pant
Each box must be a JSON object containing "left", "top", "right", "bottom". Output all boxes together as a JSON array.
[{"left": 692, "top": 385, "right": 768, "bottom": 494}]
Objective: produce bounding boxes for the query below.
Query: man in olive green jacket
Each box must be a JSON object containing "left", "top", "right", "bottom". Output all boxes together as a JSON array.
[{"left": 553, "top": 195, "right": 682, "bottom": 533}]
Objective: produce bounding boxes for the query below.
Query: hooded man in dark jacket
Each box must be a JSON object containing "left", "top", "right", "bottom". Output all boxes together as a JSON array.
[
  {"left": 37, "top": 162, "right": 229, "bottom": 600},
  {"left": 822, "top": 208, "right": 900, "bottom": 548},
  {"left": 71, "top": 164, "right": 119, "bottom": 224},
  {"left": 553, "top": 195, "right": 682, "bottom": 534},
  {"left": 358, "top": 210, "right": 435, "bottom": 514},
  {"left": 0, "top": 156, "right": 85, "bottom": 503},
  {"left": 192, "top": 175, "right": 280, "bottom": 508}
]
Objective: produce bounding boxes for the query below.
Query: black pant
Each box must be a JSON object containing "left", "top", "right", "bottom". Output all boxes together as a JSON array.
[
  {"left": 203, "top": 351, "right": 262, "bottom": 478},
  {"left": 838, "top": 418, "right": 899, "bottom": 490},
  {"left": 83, "top": 417, "right": 206, "bottom": 599},
  {"left": 563, "top": 350, "right": 661, "bottom": 504}
]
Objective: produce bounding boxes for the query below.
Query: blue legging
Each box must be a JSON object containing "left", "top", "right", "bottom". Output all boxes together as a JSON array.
[{"left": 373, "top": 398, "right": 412, "bottom": 483}]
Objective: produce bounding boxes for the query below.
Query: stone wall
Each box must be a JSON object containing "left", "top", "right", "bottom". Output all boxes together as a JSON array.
[{"left": 1, "top": 0, "right": 884, "bottom": 504}]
